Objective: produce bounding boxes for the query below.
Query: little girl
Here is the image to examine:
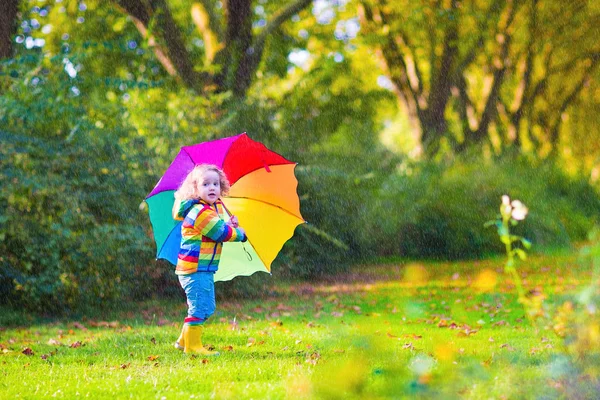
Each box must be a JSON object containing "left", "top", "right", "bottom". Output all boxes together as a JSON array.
[{"left": 172, "top": 164, "right": 246, "bottom": 355}]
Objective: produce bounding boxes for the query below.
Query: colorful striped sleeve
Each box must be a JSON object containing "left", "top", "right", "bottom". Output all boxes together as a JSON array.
[{"left": 194, "top": 207, "right": 246, "bottom": 243}]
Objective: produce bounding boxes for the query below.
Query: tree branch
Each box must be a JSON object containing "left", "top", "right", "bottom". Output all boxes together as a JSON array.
[
  {"left": 475, "top": 0, "right": 519, "bottom": 139},
  {"left": 239, "top": 0, "right": 313, "bottom": 95},
  {"left": 114, "top": 0, "right": 206, "bottom": 93},
  {"left": 191, "top": 1, "right": 223, "bottom": 63}
]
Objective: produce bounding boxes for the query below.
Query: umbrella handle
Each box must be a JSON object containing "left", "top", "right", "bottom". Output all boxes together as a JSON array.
[{"left": 242, "top": 243, "right": 253, "bottom": 261}]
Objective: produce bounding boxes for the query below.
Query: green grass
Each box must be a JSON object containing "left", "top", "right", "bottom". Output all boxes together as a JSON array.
[{"left": 1, "top": 253, "right": 599, "bottom": 399}]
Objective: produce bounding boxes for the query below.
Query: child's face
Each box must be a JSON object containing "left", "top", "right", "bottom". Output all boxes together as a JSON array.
[{"left": 199, "top": 170, "right": 221, "bottom": 204}]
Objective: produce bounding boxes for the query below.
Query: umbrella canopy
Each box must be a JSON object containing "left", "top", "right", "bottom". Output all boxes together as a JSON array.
[{"left": 145, "top": 133, "right": 305, "bottom": 281}]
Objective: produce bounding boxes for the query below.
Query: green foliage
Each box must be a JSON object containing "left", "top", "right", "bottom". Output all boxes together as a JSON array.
[
  {"left": 367, "top": 157, "right": 600, "bottom": 260},
  {"left": 0, "top": 131, "right": 160, "bottom": 312}
]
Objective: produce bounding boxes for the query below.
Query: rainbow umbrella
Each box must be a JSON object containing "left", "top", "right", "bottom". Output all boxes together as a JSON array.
[{"left": 145, "top": 133, "right": 305, "bottom": 281}]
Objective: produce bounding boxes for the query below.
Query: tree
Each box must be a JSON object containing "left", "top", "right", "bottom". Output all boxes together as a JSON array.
[
  {"left": 0, "top": 0, "right": 19, "bottom": 59},
  {"left": 112, "top": 0, "right": 313, "bottom": 97},
  {"left": 358, "top": 0, "right": 600, "bottom": 158}
]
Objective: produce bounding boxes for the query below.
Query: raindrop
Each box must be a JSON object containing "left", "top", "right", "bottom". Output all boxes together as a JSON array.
[
  {"left": 40, "top": 9, "right": 49, "bottom": 17},
  {"left": 255, "top": 19, "right": 266, "bottom": 28},
  {"left": 71, "top": 86, "right": 81, "bottom": 96},
  {"left": 25, "top": 37, "right": 35, "bottom": 49},
  {"left": 333, "top": 53, "right": 344, "bottom": 63},
  {"left": 122, "top": 93, "right": 131, "bottom": 102},
  {"left": 31, "top": 77, "right": 40, "bottom": 86},
  {"left": 298, "top": 29, "right": 309, "bottom": 39},
  {"left": 79, "top": 2, "right": 87, "bottom": 11},
  {"left": 15, "top": 35, "right": 25, "bottom": 44},
  {"left": 42, "top": 25, "right": 52, "bottom": 34},
  {"left": 31, "top": 19, "right": 41, "bottom": 29},
  {"left": 62, "top": 33, "right": 70, "bottom": 40},
  {"left": 77, "top": 17, "right": 85, "bottom": 24},
  {"left": 255, "top": 5, "right": 264, "bottom": 14},
  {"left": 192, "top": 38, "right": 203, "bottom": 47},
  {"left": 34, "top": 38, "right": 46, "bottom": 47},
  {"left": 23, "top": 27, "right": 32, "bottom": 34},
  {"left": 127, "top": 40, "right": 137, "bottom": 50},
  {"left": 32, "top": 6, "right": 40, "bottom": 13},
  {"left": 21, "top": 21, "right": 29, "bottom": 28}
]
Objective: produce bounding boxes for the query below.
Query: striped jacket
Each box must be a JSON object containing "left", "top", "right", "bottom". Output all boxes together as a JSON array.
[{"left": 174, "top": 198, "right": 246, "bottom": 275}]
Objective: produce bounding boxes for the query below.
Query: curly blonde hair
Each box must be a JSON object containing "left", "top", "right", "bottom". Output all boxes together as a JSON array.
[{"left": 172, "top": 164, "right": 230, "bottom": 217}]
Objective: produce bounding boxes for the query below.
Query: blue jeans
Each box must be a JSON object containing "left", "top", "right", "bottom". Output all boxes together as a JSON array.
[{"left": 178, "top": 271, "right": 216, "bottom": 321}]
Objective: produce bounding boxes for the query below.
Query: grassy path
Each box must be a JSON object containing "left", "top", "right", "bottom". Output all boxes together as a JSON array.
[{"left": 1, "top": 254, "right": 599, "bottom": 399}]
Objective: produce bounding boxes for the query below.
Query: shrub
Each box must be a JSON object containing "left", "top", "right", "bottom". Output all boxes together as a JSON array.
[{"left": 0, "top": 131, "right": 160, "bottom": 312}]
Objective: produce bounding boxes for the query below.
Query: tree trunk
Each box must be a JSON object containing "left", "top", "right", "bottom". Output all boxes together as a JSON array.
[{"left": 0, "top": 0, "right": 19, "bottom": 59}]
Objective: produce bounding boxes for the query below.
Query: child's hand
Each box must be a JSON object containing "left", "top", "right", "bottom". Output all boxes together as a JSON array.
[{"left": 228, "top": 215, "right": 239, "bottom": 228}]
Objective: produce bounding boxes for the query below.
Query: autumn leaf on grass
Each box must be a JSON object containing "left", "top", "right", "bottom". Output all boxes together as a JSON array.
[
  {"left": 305, "top": 352, "right": 320, "bottom": 365},
  {"left": 222, "top": 345, "right": 234, "bottom": 352},
  {"left": 69, "top": 341, "right": 83, "bottom": 348},
  {"left": 247, "top": 337, "right": 256, "bottom": 347},
  {"left": 47, "top": 338, "right": 63, "bottom": 346},
  {"left": 22, "top": 347, "right": 34, "bottom": 356},
  {"left": 147, "top": 355, "right": 159, "bottom": 361},
  {"left": 386, "top": 332, "right": 399, "bottom": 339},
  {"left": 150, "top": 337, "right": 156, "bottom": 345},
  {"left": 120, "top": 363, "right": 130, "bottom": 369},
  {"left": 500, "top": 343, "right": 516, "bottom": 351},
  {"left": 72, "top": 322, "right": 87, "bottom": 330},
  {"left": 403, "top": 334, "right": 423, "bottom": 340}
]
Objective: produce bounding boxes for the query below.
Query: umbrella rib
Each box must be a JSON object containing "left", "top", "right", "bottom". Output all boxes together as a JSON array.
[{"left": 224, "top": 196, "right": 305, "bottom": 221}]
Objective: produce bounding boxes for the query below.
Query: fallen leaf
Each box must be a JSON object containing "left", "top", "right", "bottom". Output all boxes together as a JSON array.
[
  {"left": 73, "top": 322, "right": 87, "bottom": 330},
  {"left": 22, "top": 348, "right": 34, "bottom": 356},
  {"left": 202, "top": 359, "right": 209, "bottom": 364},
  {"left": 69, "top": 341, "right": 83, "bottom": 348},
  {"left": 222, "top": 345, "right": 234, "bottom": 352},
  {"left": 150, "top": 337, "right": 156, "bottom": 345},
  {"left": 147, "top": 355, "right": 159, "bottom": 361},
  {"left": 500, "top": 343, "right": 515, "bottom": 351},
  {"left": 247, "top": 337, "right": 256, "bottom": 347},
  {"left": 120, "top": 363, "right": 130, "bottom": 369}
]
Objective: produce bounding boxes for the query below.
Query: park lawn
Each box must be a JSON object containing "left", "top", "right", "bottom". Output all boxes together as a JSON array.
[{"left": 1, "top": 253, "right": 598, "bottom": 399}]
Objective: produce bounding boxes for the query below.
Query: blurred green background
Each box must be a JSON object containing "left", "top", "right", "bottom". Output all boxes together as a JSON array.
[{"left": 1, "top": 0, "right": 599, "bottom": 312}]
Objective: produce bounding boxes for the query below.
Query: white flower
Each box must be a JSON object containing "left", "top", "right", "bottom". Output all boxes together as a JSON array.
[{"left": 510, "top": 200, "right": 528, "bottom": 220}]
